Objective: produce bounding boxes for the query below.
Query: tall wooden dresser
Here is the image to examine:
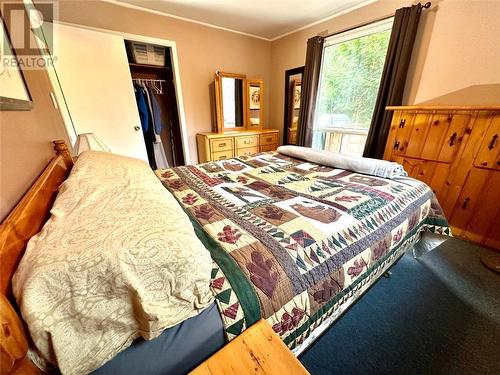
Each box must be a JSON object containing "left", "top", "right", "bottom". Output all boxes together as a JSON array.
[
  {"left": 197, "top": 129, "right": 279, "bottom": 162},
  {"left": 384, "top": 106, "right": 500, "bottom": 250}
]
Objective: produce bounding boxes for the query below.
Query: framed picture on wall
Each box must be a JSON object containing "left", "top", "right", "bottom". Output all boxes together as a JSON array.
[{"left": 0, "top": 18, "right": 32, "bottom": 110}]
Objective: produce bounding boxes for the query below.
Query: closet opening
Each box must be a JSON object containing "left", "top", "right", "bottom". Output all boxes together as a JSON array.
[{"left": 125, "top": 40, "right": 185, "bottom": 168}]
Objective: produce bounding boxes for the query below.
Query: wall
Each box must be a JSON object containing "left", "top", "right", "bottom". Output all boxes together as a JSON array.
[
  {"left": 269, "top": 0, "right": 500, "bottom": 141},
  {"left": 56, "top": 0, "right": 272, "bottom": 164},
  {"left": 0, "top": 0, "right": 69, "bottom": 221}
]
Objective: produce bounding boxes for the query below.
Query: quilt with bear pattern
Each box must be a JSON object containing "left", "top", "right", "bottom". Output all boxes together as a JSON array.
[{"left": 155, "top": 151, "right": 450, "bottom": 351}]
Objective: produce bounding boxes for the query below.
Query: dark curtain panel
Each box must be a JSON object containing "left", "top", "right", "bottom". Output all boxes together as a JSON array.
[
  {"left": 297, "top": 36, "right": 324, "bottom": 147},
  {"left": 363, "top": 4, "right": 422, "bottom": 159}
]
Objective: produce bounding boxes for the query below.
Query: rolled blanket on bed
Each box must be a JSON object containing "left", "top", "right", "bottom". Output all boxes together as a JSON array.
[{"left": 277, "top": 145, "right": 407, "bottom": 179}]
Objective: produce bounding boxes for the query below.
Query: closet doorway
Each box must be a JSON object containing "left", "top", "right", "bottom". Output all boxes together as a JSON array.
[
  {"left": 126, "top": 41, "right": 185, "bottom": 168},
  {"left": 34, "top": 21, "right": 190, "bottom": 166}
]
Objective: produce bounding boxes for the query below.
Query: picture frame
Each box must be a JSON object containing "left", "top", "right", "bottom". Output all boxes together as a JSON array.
[
  {"left": 249, "top": 85, "right": 261, "bottom": 110},
  {"left": 0, "top": 17, "right": 32, "bottom": 110},
  {"left": 293, "top": 82, "right": 301, "bottom": 109}
]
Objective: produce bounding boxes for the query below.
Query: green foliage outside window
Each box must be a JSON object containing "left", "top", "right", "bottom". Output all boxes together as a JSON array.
[{"left": 316, "top": 30, "right": 391, "bottom": 128}]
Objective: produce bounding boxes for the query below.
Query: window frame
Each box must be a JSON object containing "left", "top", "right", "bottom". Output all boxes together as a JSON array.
[{"left": 314, "top": 17, "right": 395, "bottom": 126}]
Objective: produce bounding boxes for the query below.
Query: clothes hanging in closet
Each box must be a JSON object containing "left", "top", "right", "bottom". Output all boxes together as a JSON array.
[
  {"left": 143, "top": 86, "right": 169, "bottom": 169},
  {"left": 134, "top": 85, "right": 156, "bottom": 169},
  {"left": 133, "top": 83, "right": 169, "bottom": 169}
]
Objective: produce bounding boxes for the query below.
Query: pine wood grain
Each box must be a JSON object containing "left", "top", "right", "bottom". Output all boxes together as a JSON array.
[
  {"left": 190, "top": 320, "right": 309, "bottom": 375},
  {"left": 384, "top": 106, "right": 500, "bottom": 250}
]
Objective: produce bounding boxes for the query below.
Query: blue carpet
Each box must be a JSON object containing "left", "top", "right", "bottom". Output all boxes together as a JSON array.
[{"left": 299, "top": 238, "right": 500, "bottom": 375}]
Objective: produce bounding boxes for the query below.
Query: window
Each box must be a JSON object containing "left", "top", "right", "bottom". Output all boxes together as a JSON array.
[{"left": 313, "top": 18, "right": 393, "bottom": 155}]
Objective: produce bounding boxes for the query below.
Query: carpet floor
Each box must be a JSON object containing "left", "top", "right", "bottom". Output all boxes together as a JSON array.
[{"left": 299, "top": 238, "right": 500, "bottom": 375}]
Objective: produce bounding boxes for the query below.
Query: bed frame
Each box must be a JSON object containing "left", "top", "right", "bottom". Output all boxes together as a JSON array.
[{"left": 0, "top": 140, "right": 73, "bottom": 375}]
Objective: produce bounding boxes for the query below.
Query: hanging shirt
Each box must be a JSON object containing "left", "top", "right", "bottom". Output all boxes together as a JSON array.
[
  {"left": 143, "top": 84, "right": 169, "bottom": 169},
  {"left": 134, "top": 84, "right": 149, "bottom": 133},
  {"left": 147, "top": 87, "right": 164, "bottom": 135}
]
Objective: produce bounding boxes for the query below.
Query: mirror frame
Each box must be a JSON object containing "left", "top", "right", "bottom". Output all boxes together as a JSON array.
[
  {"left": 283, "top": 66, "right": 304, "bottom": 144},
  {"left": 246, "top": 79, "right": 264, "bottom": 130},
  {"left": 214, "top": 71, "right": 247, "bottom": 133}
]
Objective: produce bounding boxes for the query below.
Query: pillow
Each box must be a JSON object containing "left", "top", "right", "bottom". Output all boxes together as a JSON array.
[{"left": 13, "top": 151, "right": 214, "bottom": 375}]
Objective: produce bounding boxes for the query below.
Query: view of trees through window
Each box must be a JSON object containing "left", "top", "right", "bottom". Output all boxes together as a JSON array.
[{"left": 313, "top": 21, "right": 392, "bottom": 155}]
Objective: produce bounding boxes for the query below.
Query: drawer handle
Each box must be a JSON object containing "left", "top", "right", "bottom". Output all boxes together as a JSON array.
[
  {"left": 266, "top": 138, "right": 273, "bottom": 142},
  {"left": 219, "top": 156, "right": 226, "bottom": 160},
  {"left": 461, "top": 197, "right": 470, "bottom": 210},
  {"left": 244, "top": 140, "right": 251, "bottom": 144},
  {"left": 448, "top": 132, "right": 458, "bottom": 146},
  {"left": 393, "top": 140, "right": 400, "bottom": 150},
  {"left": 488, "top": 134, "right": 498, "bottom": 150},
  {"left": 399, "top": 119, "right": 406, "bottom": 128},
  {"left": 219, "top": 143, "right": 226, "bottom": 148}
]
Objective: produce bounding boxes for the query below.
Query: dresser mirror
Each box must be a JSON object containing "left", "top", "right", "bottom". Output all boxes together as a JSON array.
[
  {"left": 247, "top": 79, "right": 263, "bottom": 130},
  {"left": 214, "top": 72, "right": 247, "bottom": 132}
]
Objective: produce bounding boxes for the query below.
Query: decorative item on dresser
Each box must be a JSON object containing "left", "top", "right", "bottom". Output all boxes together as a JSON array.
[
  {"left": 189, "top": 319, "right": 309, "bottom": 375},
  {"left": 383, "top": 105, "right": 500, "bottom": 250},
  {"left": 196, "top": 129, "right": 279, "bottom": 162}
]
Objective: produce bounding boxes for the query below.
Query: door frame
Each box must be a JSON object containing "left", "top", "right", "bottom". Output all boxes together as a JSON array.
[{"left": 25, "top": 4, "right": 191, "bottom": 164}]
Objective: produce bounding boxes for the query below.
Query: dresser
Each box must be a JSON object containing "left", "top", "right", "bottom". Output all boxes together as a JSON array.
[
  {"left": 384, "top": 105, "right": 500, "bottom": 250},
  {"left": 196, "top": 129, "right": 279, "bottom": 162}
]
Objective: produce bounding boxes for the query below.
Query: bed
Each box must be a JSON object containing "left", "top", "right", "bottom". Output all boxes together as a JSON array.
[{"left": 0, "top": 141, "right": 449, "bottom": 375}]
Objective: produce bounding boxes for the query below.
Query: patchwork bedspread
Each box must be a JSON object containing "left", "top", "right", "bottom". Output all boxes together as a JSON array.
[{"left": 155, "top": 152, "right": 449, "bottom": 350}]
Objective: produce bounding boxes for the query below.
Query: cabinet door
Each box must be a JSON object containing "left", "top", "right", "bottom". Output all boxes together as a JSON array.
[
  {"left": 450, "top": 168, "right": 500, "bottom": 247},
  {"left": 393, "top": 156, "right": 451, "bottom": 212},
  {"left": 392, "top": 112, "right": 415, "bottom": 156},
  {"left": 474, "top": 115, "right": 500, "bottom": 170},
  {"left": 50, "top": 23, "right": 148, "bottom": 161},
  {"left": 419, "top": 114, "right": 471, "bottom": 162}
]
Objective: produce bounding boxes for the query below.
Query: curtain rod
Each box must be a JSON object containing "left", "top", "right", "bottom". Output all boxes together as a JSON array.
[{"left": 320, "top": 2, "right": 431, "bottom": 40}]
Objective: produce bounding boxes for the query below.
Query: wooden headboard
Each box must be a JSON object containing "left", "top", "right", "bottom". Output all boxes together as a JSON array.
[{"left": 0, "top": 140, "right": 73, "bottom": 375}]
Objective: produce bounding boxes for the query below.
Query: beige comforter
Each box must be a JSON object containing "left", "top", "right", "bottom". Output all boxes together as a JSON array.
[{"left": 13, "top": 151, "right": 214, "bottom": 375}]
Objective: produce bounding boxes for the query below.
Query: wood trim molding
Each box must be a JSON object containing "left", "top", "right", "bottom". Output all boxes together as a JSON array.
[{"left": 386, "top": 105, "right": 500, "bottom": 111}]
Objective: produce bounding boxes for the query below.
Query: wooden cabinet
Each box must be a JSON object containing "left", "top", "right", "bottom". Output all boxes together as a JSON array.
[
  {"left": 384, "top": 106, "right": 500, "bottom": 250},
  {"left": 197, "top": 129, "right": 279, "bottom": 162}
]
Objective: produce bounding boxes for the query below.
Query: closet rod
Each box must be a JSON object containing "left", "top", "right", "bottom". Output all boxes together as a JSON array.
[{"left": 132, "top": 78, "right": 167, "bottom": 83}]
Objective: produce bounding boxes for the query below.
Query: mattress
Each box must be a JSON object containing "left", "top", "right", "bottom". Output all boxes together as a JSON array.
[
  {"left": 92, "top": 303, "right": 224, "bottom": 375},
  {"left": 155, "top": 151, "right": 450, "bottom": 351}
]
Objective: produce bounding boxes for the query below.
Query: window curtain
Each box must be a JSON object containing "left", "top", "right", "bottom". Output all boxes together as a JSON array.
[
  {"left": 297, "top": 36, "right": 324, "bottom": 147},
  {"left": 363, "top": 4, "right": 423, "bottom": 159}
]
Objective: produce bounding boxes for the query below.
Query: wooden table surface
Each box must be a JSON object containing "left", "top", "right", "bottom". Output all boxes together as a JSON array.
[{"left": 190, "top": 319, "right": 310, "bottom": 375}]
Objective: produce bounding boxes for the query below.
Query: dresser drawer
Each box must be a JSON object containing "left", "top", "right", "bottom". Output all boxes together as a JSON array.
[
  {"left": 260, "top": 133, "right": 278, "bottom": 146},
  {"left": 210, "top": 138, "right": 233, "bottom": 152},
  {"left": 235, "top": 135, "right": 259, "bottom": 149},
  {"left": 211, "top": 150, "right": 234, "bottom": 161},
  {"left": 236, "top": 146, "right": 259, "bottom": 157},
  {"left": 260, "top": 143, "right": 277, "bottom": 152}
]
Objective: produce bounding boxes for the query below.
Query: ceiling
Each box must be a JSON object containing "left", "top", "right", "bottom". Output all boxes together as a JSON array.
[{"left": 110, "top": 0, "right": 375, "bottom": 40}]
